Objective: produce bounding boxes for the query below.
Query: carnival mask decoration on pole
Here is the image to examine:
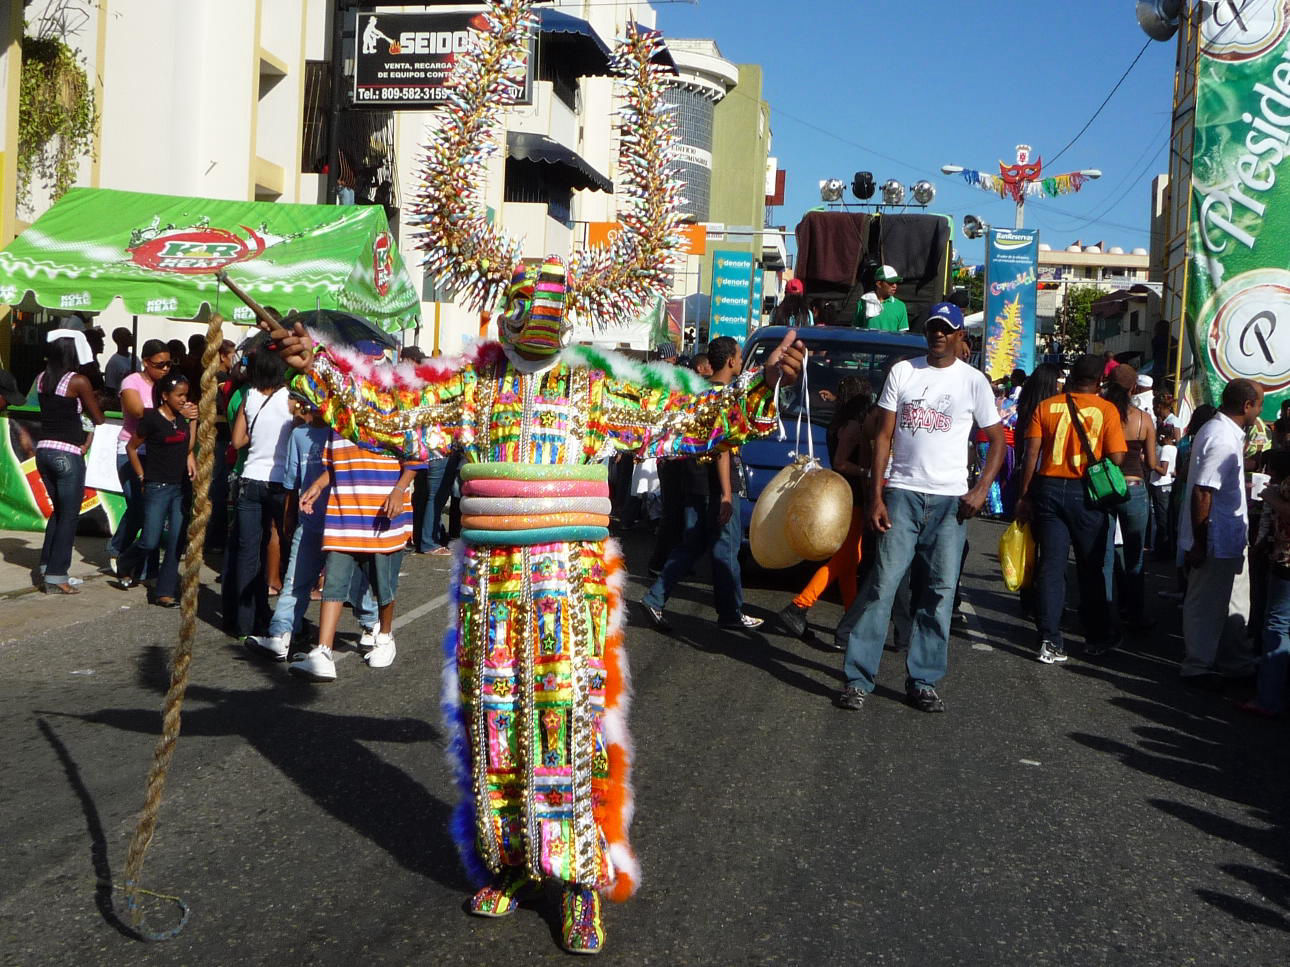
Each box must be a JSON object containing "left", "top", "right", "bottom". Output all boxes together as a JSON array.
[
  {"left": 998, "top": 145, "right": 1043, "bottom": 204},
  {"left": 410, "top": 0, "right": 685, "bottom": 349}
]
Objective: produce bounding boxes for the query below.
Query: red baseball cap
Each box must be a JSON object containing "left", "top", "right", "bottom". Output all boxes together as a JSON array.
[{"left": 786, "top": 278, "right": 804, "bottom": 295}]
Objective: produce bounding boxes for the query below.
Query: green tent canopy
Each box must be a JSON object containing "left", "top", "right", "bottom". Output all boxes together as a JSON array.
[{"left": 0, "top": 188, "right": 422, "bottom": 332}]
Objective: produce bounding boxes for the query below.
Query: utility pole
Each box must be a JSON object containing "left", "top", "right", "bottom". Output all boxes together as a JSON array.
[{"left": 942, "top": 145, "right": 1102, "bottom": 229}]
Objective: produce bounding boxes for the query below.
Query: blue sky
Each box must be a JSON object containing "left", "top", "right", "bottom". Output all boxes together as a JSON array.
[{"left": 655, "top": 0, "right": 1178, "bottom": 265}]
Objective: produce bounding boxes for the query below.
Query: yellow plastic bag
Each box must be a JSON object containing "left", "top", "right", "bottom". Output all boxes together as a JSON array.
[{"left": 998, "top": 521, "right": 1037, "bottom": 592}]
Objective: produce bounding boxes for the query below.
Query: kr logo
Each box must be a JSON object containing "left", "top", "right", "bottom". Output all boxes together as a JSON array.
[{"left": 1200, "top": 0, "right": 1290, "bottom": 62}]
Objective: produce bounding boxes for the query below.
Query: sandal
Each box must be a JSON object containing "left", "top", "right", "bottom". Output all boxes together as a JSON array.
[
  {"left": 560, "top": 885, "right": 605, "bottom": 955},
  {"left": 42, "top": 582, "right": 80, "bottom": 595},
  {"left": 155, "top": 597, "right": 180, "bottom": 609}
]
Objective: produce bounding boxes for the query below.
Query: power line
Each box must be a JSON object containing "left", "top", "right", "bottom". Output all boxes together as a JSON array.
[{"left": 1047, "top": 39, "right": 1153, "bottom": 167}]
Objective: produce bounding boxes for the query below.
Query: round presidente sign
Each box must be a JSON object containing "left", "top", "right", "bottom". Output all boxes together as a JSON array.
[
  {"left": 129, "top": 226, "right": 267, "bottom": 275},
  {"left": 1205, "top": 267, "right": 1290, "bottom": 392},
  {"left": 1200, "top": 0, "right": 1290, "bottom": 62}
]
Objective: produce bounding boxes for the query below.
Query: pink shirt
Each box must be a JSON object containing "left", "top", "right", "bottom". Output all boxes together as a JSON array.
[{"left": 118, "top": 371, "right": 154, "bottom": 445}]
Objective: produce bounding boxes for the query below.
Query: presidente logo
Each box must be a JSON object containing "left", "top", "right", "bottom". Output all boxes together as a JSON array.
[
  {"left": 1205, "top": 267, "right": 1290, "bottom": 391},
  {"left": 373, "top": 232, "right": 393, "bottom": 296},
  {"left": 1201, "top": 0, "right": 1290, "bottom": 62},
  {"left": 129, "top": 223, "right": 268, "bottom": 274}
]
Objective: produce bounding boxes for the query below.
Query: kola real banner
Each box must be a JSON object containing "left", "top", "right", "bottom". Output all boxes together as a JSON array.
[
  {"left": 1187, "top": 0, "right": 1290, "bottom": 416},
  {"left": 983, "top": 228, "right": 1039, "bottom": 382}
]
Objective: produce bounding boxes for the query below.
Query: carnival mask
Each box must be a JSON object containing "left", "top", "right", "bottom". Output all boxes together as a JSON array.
[
  {"left": 501, "top": 255, "right": 571, "bottom": 357},
  {"left": 998, "top": 157, "right": 1043, "bottom": 203}
]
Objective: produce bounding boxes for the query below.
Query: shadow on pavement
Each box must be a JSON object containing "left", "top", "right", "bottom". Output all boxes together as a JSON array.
[{"left": 45, "top": 644, "right": 467, "bottom": 894}]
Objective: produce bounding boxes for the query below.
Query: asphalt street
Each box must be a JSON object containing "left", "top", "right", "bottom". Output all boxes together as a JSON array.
[{"left": 0, "top": 519, "right": 1286, "bottom": 966}]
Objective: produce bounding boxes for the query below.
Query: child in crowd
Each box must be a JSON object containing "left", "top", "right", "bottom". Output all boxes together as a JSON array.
[
  {"left": 286, "top": 431, "right": 420, "bottom": 682},
  {"left": 244, "top": 394, "right": 382, "bottom": 660},
  {"left": 114, "top": 372, "right": 195, "bottom": 607}
]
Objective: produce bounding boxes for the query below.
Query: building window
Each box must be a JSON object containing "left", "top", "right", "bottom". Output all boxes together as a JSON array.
[
  {"left": 1130, "top": 310, "right": 1140, "bottom": 333},
  {"left": 537, "top": 40, "right": 578, "bottom": 111}
]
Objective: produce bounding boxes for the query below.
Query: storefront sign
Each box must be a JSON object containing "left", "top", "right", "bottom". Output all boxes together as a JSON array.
[
  {"left": 710, "top": 249, "right": 756, "bottom": 340},
  {"left": 353, "top": 10, "right": 532, "bottom": 108},
  {"left": 1186, "top": 0, "right": 1290, "bottom": 412},
  {"left": 983, "top": 228, "right": 1039, "bottom": 381}
]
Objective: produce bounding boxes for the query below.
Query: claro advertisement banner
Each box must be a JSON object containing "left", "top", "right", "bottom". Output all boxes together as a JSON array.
[
  {"left": 353, "top": 10, "right": 533, "bottom": 109},
  {"left": 983, "top": 228, "right": 1039, "bottom": 381},
  {"left": 1186, "top": 1, "right": 1290, "bottom": 416}
]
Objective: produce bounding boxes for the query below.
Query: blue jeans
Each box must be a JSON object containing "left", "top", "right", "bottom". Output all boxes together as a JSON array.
[
  {"left": 108, "top": 450, "right": 142, "bottom": 559},
  {"left": 267, "top": 524, "right": 325, "bottom": 638},
  {"left": 643, "top": 494, "right": 743, "bottom": 623},
  {"left": 1149, "top": 483, "right": 1173, "bottom": 560},
  {"left": 840, "top": 488, "right": 968, "bottom": 693},
  {"left": 119, "top": 481, "right": 186, "bottom": 600},
  {"left": 230, "top": 478, "right": 286, "bottom": 637},
  {"left": 36, "top": 448, "right": 86, "bottom": 586},
  {"left": 1112, "top": 480, "right": 1150, "bottom": 620},
  {"left": 1032, "top": 476, "right": 1118, "bottom": 648},
  {"left": 1258, "top": 571, "right": 1290, "bottom": 713},
  {"left": 417, "top": 453, "right": 457, "bottom": 551}
]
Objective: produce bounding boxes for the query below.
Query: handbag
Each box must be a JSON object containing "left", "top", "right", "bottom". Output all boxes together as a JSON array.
[{"left": 1065, "top": 394, "right": 1129, "bottom": 509}]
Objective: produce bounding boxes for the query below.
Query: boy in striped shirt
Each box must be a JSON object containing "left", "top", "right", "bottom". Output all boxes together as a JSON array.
[{"left": 288, "top": 431, "right": 421, "bottom": 682}]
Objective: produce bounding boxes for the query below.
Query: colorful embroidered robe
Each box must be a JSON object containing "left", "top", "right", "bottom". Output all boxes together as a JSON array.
[{"left": 295, "top": 341, "right": 778, "bottom": 899}]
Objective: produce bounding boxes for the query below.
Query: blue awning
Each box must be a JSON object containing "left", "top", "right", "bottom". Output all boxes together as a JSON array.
[
  {"left": 537, "top": 9, "right": 612, "bottom": 76},
  {"left": 537, "top": 9, "right": 611, "bottom": 56},
  {"left": 507, "top": 132, "right": 613, "bottom": 193}
]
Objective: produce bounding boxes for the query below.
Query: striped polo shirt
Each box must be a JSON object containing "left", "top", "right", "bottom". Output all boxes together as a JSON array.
[{"left": 321, "top": 434, "right": 413, "bottom": 554}]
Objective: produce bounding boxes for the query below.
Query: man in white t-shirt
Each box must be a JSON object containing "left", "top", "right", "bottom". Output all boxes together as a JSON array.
[{"left": 835, "top": 302, "right": 1005, "bottom": 713}]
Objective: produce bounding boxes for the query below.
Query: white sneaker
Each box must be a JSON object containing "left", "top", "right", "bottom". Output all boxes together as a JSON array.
[
  {"left": 357, "top": 626, "right": 378, "bottom": 653},
  {"left": 364, "top": 632, "right": 396, "bottom": 669},
  {"left": 288, "top": 645, "right": 337, "bottom": 682},
  {"left": 245, "top": 632, "right": 290, "bottom": 662}
]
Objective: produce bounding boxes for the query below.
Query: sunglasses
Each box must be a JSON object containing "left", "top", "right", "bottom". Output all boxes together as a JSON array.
[{"left": 146, "top": 359, "right": 172, "bottom": 369}]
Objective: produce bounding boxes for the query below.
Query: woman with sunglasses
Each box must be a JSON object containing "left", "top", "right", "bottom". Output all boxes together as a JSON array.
[{"left": 107, "top": 339, "right": 196, "bottom": 575}]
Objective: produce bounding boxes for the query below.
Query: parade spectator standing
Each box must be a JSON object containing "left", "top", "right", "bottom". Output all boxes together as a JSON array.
[
  {"left": 114, "top": 372, "right": 195, "bottom": 606},
  {"left": 772, "top": 278, "right": 812, "bottom": 327},
  {"left": 1245, "top": 449, "right": 1290, "bottom": 717},
  {"left": 35, "top": 332, "right": 105, "bottom": 594},
  {"left": 835, "top": 302, "right": 1004, "bottom": 712},
  {"left": 642, "top": 336, "right": 763, "bottom": 631},
  {"left": 288, "top": 432, "right": 419, "bottom": 681},
  {"left": 103, "top": 326, "right": 138, "bottom": 394},
  {"left": 1104, "top": 380, "right": 1157, "bottom": 629},
  {"left": 855, "top": 265, "right": 908, "bottom": 332},
  {"left": 1179, "top": 379, "right": 1263, "bottom": 688},
  {"left": 1016, "top": 354, "right": 1127, "bottom": 663},
  {"left": 108, "top": 339, "right": 177, "bottom": 575},
  {"left": 244, "top": 396, "right": 337, "bottom": 659},
  {"left": 1150, "top": 429, "right": 1178, "bottom": 560},
  {"left": 228, "top": 349, "right": 294, "bottom": 637}
]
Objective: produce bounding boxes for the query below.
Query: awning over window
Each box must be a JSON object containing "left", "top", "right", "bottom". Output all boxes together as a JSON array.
[
  {"left": 506, "top": 132, "right": 613, "bottom": 193},
  {"left": 537, "top": 9, "right": 611, "bottom": 76}
]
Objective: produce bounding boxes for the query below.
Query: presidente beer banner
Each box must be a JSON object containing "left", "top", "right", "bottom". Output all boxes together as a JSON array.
[
  {"left": 983, "top": 228, "right": 1039, "bottom": 382},
  {"left": 1187, "top": 0, "right": 1290, "bottom": 415}
]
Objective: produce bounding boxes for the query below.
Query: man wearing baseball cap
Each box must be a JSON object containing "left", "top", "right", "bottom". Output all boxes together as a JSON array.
[
  {"left": 855, "top": 264, "right": 908, "bottom": 332},
  {"left": 834, "top": 301, "right": 1006, "bottom": 714}
]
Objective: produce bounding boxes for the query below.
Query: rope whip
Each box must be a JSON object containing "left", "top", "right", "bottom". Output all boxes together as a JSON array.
[{"left": 116, "top": 313, "right": 223, "bottom": 939}]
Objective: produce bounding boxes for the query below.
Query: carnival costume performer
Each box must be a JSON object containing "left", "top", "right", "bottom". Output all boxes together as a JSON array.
[{"left": 270, "top": 1, "right": 806, "bottom": 956}]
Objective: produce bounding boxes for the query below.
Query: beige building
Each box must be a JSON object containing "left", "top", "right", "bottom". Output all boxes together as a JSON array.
[{"left": 1036, "top": 242, "right": 1152, "bottom": 345}]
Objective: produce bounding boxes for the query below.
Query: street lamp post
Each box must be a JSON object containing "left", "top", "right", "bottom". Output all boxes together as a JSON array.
[{"left": 941, "top": 145, "right": 1101, "bottom": 228}]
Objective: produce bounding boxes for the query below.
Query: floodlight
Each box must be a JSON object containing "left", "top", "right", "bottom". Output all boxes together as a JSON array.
[
  {"left": 1136, "top": 0, "right": 1182, "bottom": 42},
  {"left": 851, "top": 171, "right": 875, "bottom": 200},
  {"left": 881, "top": 180, "right": 905, "bottom": 206},
  {"left": 912, "top": 180, "right": 936, "bottom": 205},
  {"left": 963, "top": 214, "right": 987, "bottom": 240},
  {"left": 820, "top": 179, "right": 845, "bottom": 203}
]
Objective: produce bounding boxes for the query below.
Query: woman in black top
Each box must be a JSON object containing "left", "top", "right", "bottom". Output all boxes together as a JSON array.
[
  {"left": 35, "top": 335, "right": 105, "bottom": 594},
  {"left": 115, "top": 372, "right": 195, "bottom": 606}
]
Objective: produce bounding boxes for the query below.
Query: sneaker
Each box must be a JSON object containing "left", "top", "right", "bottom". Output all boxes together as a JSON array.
[
  {"left": 1037, "top": 639, "right": 1068, "bottom": 664},
  {"left": 288, "top": 645, "right": 337, "bottom": 682},
  {"left": 357, "top": 626, "right": 378, "bottom": 652},
  {"left": 719, "top": 613, "right": 765, "bottom": 630},
  {"left": 106, "top": 556, "right": 118, "bottom": 576},
  {"left": 1084, "top": 637, "right": 1119, "bottom": 658},
  {"left": 245, "top": 633, "right": 290, "bottom": 662},
  {"left": 835, "top": 685, "right": 866, "bottom": 711},
  {"left": 560, "top": 885, "right": 605, "bottom": 955},
  {"left": 641, "top": 602, "right": 672, "bottom": 633},
  {"left": 364, "top": 632, "right": 396, "bottom": 668},
  {"left": 776, "top": 602, "right": 809, "bottom": 638},
  {"left": 905, "top": 683, "right": 946, "bottom": 713}
]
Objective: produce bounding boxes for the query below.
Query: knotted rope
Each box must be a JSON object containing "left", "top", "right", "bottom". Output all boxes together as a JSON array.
[{"left": 117, "top": 314, "right": 223, "bottom": 939}]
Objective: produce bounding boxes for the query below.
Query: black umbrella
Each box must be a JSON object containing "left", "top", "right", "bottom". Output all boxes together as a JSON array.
[{"left": 237, "top": 308, "right": 400, "bottom": 355}]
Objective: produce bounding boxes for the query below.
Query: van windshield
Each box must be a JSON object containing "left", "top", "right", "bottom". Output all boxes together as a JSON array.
[{"left": 745, "top": 336, "right": 921, "bottom": 426}]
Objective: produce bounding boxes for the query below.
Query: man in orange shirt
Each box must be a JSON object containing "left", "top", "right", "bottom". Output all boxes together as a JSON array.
[{"left": 1016, "top": 354, "right": 1127, "bottom": 663}]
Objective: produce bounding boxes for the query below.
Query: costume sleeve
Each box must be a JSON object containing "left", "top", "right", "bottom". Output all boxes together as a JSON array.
[
  {"left": 290, "top": 347, "right": 469, "bottom": 462},
  {"left": 588, "top": 364, "right": 779, "bottom": 460}
]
